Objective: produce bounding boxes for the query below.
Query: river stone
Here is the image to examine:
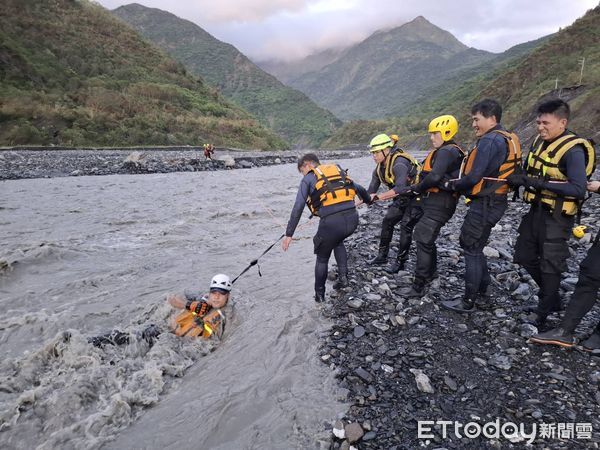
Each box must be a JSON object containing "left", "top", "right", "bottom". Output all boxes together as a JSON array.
[
  {"left": 347, "top": 299, "right": 364, "bottom": 309},
  {"left": 365, "top": 293, "right": 382, "bottom": 301},
  {"left": 355, "top": 367, "right": 373, "bottom": 383},
  {"left": 483, "top": 246, "right": 500, "bottom": 258},
  {"left": 354, "top": 326, "right": 366, "bottom": 338},
  {"left": 345, "top": 422, "right": 364, "bottom": 443},
  {"left": 409, "top": 368, "right": 434, "bottom": 393},
  {"left": 333, "top": 421, "right": 345, "bottom": 439},
  {"left": 372, "top": 320, "right": 390, "bottom": 331},
  {"left": 221, "top": 155, "right": 235, "bottom": 167}
]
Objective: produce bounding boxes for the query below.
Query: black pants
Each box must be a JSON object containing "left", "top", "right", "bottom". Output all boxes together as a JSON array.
[
  {"left": 379, "top": 197, "right": 423, "bottom": 261},
  {"left": 413, "top": 191, "right": 458, "bottom": 283},
  {"left": 459, "top": 195, "right": 508, "bottom": 299},
  {"left": 561, "top": 238, "right": 600, "bottom": 333},
  {"left": 314, "top": 208, "right": 359, "bottom": 294},
  {"left": 88, "top": 324, "right": 162, "bottom": 348},
  {"left": 514, "top": 204, "right": 574, "bottom": 316}
]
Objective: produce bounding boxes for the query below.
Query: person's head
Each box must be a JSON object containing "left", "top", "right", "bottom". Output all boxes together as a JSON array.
[
  {"left": 369, "top": 133, "right": 394, "bottom": 164},
  {"left": 208, "top": 273, "right": 231, "bottom": 308},
  {"left": 428, "top": 115, "right": 458, "bottom": 148},
  {"left": 297, "top": 153, "right": 320, "bottom": 175},
  {"left": 471, "top": 99, "right": 502, "bottom": 137},
  {"left": 536, "top": 99, "right": 570, "bottom": 141}
]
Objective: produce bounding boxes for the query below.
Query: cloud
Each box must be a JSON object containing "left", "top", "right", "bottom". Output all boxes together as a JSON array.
[{"left": 96, "top": 0, "right": 598, "bottom": 59}]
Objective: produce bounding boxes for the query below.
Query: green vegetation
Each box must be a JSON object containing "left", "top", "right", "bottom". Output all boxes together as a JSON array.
[
  {"left": 113, "top": 4, "right": 341, "bottom": 147},
  {"left": 324, "top": 5, "right": 600, "bottom": 147},
  {"left": 0, "top": 0, "right": 286, "bottom": 149}
]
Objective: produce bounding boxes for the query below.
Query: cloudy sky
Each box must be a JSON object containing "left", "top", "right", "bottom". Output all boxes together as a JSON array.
[{"left": 97, "top": 0, "right": 597, "bottom": 61}]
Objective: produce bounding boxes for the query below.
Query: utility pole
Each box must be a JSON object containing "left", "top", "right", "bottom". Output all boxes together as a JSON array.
[
  {"left": 555, "top": 78, "right": 559, "bottom": 90},
  {"left": 578, "top": 57, "right": 585, "bottom": 85}
]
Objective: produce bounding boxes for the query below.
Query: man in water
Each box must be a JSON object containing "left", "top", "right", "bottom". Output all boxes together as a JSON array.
[{"left": 88, "top": 274, "right": 232, "bottom": 347}]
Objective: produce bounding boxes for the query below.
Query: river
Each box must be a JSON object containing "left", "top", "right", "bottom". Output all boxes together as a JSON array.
[{"left": 0, "top": 156, "right": 381, "bottom": 449}]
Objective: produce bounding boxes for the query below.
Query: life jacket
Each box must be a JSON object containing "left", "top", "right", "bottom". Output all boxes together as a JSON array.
[
  {"left": 522, "top": 133, "right": 596, "bottom": 215},
  {"left": 306, "top": 164, "right": 356, "bottom": 216},
  {"left": 173, "top": 305, "right": 226, "bottom": 339},
  {"left": 376, "top": 149, "right": 421, "bottom": 189},
  {"left": 421, "top": 143, "right": 465, "bottom": 193},
  {"left": 460, "top": 129, "right": 522, "bottom": 198}
]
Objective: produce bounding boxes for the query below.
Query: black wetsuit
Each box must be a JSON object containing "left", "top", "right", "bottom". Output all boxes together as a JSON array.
[
  {"left": 367, "top": 153, "right": 423, "bottom": 264},
  {"left": 513, "top": 132, "right": 587, "bottom": 317},
  {"left": 286, "top": 169, "right": 370, "bottom": 296},
  {"left": 453, "top": 125, "right": 510, "bottom": 300},
  {"left": 411, "top": 143, "right": 463, "bottom": 284}
]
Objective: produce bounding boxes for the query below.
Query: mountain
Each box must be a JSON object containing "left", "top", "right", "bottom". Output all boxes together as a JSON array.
[
  {"left": 0, "top": 0, "right": 285, "bottom": 149},
  {"left": 321, "top": 5, "right": 600, "bottom": 150},
  {"left": 278, "top": 16, "right": 496, "bottom": 120},
  {"left": 112, "top": 3, "right": 341, "bottom": 148}
]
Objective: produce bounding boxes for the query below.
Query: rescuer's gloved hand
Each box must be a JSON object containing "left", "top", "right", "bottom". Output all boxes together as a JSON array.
[
  {"left": 506, "top": 173, "right": 527, "bottom": 188},
  {"left": 524, "top": 176, "right": 545, "bottom": 191}
]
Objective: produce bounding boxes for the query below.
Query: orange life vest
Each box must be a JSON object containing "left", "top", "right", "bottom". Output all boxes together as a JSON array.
[
  {"left": 173, "top": 306, "right": 225, "bottom": 339},
  {"left": 460, "top": 129, "right": 522, "bottom": 198},
  {"left": 306, "top": 164, "right": 356, "bottom": 216},
  {"left": 421, "top": 144, "right": 465, "bottom": 193}
]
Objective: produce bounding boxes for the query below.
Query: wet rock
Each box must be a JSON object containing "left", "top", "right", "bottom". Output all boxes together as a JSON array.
[
  {"left": 333, "top": 421, "right": 345, "bottom": 439},
  {"left": 365, "top": 293, "right": 382, "bottom": 301},
  {"left": 443, "top": 376, "right": 458, "bottom": 391},
  {"left": 353, "top": 326, "right": 365, "bottom": 338},
  {"left": 483, "top": 246, "right": 500, "bottom": 258},
  {"left": 371, "top": 320, "right": 390, "bottom": 331},
  {"left": 355, "top": 367, "right": 373, "bottom": 383},
  {"left": 489, "top": 354, "right": 512, "bottom": 370},
  {"left": 344, "top": 422, "right": 364, "bottom": 443},
  {"left": 347, "top": 299, "right": 364, "bottom": 309},
  {"left": 409, "top": 368, "right": 434, "bottom": 393},
  {"left": 221, "top": 155, "right": 236, "bottom": 168}
]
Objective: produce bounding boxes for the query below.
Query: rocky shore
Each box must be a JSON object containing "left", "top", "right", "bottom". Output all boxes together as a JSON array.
[
  {"left": 321, "top": 194, "right": 600, "bottom": 449},
  {"left": 0, "top": 147, "right": 363, "bottom": 180}
]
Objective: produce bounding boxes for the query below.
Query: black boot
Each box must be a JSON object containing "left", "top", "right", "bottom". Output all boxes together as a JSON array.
[
  {"left": 529, "top": 327, "right": 576, "bottom": 348},
  {"left": 525, "top": 312, "right": 547, "bottom": 328},
  {"left": 386, "top": 249, "right": 409, "bottom": 274},
  {"left": 333, "top": 274, "right": 349, "bottom": 290},
  {"left": 441, "top": 296, "right": 475, "bottom": 313},
  {"left": 314, "top": 290, "right": 326, "bottom": 303},
  {"left": 399, "top": 279, "right": 425, "bottom": 298},
  {"left": 581, "top": 333, "right": 600, "bottom": 352},
  {"left": 368, "top": 245, "right": 389, "bottom": 265}
]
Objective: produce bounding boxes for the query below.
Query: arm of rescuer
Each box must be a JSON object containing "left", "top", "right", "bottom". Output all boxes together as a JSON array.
[
  {"left": 375, "top": 156, "right": 410, "bottom": 201},
  {"left": 530, "top": 147, "right": 587, "bottom": 199},
  {"left": 589, "top": 180, "right": 600, "bottom": 194},
  {"left": 451, "top": 133, "right": 503, "bottom": 192},
  {"left": 283, "top": 172, "right": 372, "bottom": 250},
  {"left": 411, "top": 146, "right": 459, "bottom": 193}
]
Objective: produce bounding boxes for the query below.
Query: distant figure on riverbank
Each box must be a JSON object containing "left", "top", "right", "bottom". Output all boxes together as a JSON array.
[
  {"left": 88, "top": 274, "right": 232, "bottom": 347},
  {"left": 203, "top": 143, "right": 215, "bottom": 160}
]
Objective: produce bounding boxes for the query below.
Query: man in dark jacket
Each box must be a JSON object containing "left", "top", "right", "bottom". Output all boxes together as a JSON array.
[
  {"left": 366, "top": 133, "right": 423, "bottom": 273},
  {"left": 508, "top": 99, "right": 593, "bottom": 327},
  {"left": 282, "top": 154, "right": 372, "bottom": 302}
]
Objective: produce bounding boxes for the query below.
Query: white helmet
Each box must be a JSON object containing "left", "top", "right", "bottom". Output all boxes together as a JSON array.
[{"left": 210, "top": 274, "right": 232, "bottom": 292}]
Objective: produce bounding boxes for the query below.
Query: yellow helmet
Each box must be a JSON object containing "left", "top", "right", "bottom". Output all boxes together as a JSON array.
[
  {"left": 369, "top": 133, "right": 393, "bottom": 152},
  {"left": 390, "top": 134, "right": 399, "bottom": 143},
  {"left": 428, "top": 115, "right": 458, "bottom": 141},
  {"left": 572, "top": 225, "right": 587, "bottom": 239}
]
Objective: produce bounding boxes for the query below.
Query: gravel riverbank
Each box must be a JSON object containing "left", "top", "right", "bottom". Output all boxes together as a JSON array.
[
  {"left": 0, "top": 147, "right": 364, "bottom": 180},
  {"left": 320, "top": 194, "right": 600, "bottom": 449}
]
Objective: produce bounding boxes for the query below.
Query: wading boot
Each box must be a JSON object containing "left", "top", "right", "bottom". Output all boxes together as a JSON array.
[
  {"left": 368, "top": 245, "right": 389, "bottom": 265},
  {"left": 529, "top": 327, "right": 576, "bottom": 348},
  {"left": 441, "top": 296, "right": 476, "bottom": 313},
  {"left": 386, "top": 249, "right": 409, "bottom": 274},
  {"left": 399, "top": 279, "right": 425, "bottom": 298},
  {"left": 333, "top": 274, "right": 349, "bottom": 290},
  {"left": 314, "top": 289, "right": 326, "bottom": 303},
  {"left": 525, "top": 312, "right": 547, "bottom": 328},
  {"left": 581, "top": 333, "right": 600, "bottom": 352}
]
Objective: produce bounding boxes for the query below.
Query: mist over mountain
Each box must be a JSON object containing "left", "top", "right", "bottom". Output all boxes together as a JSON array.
[{"left": 113, "top": 3, "right": 341, "bottom": 148}]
